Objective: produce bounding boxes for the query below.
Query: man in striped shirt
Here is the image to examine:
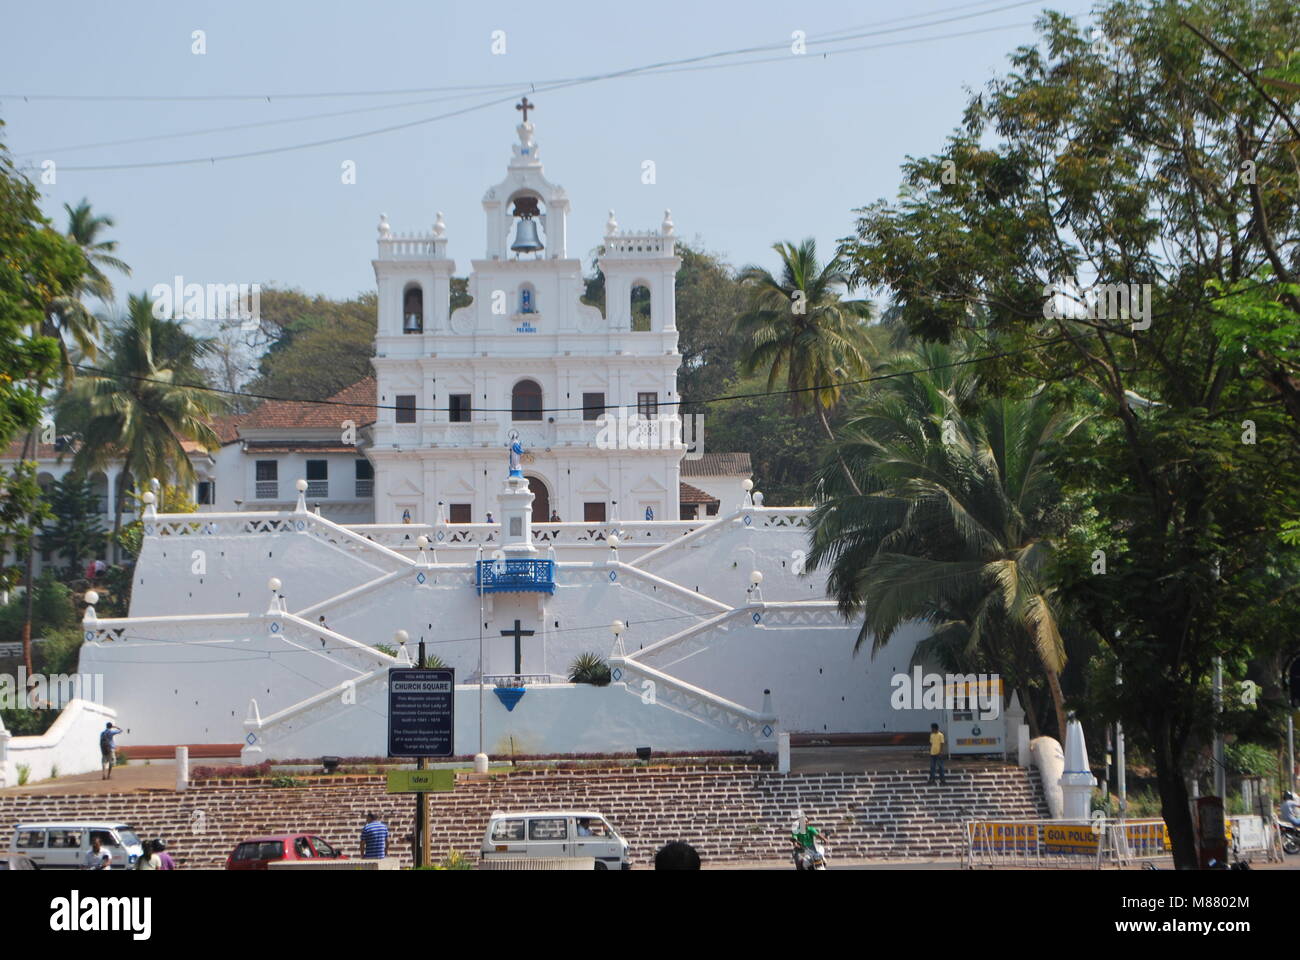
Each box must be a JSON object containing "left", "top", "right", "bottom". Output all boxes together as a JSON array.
[{"left": 361, "top": 812, "right": 389, "bottom": 859}]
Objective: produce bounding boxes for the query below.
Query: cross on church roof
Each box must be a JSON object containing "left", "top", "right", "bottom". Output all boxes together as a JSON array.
[{"left": 516, "top": 97, "right": 535, "bottom": 122}]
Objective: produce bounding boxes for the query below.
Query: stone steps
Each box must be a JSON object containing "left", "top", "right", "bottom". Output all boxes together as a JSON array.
[{"left": 0, "top": 765, "right": 1048, "bottom": 867}]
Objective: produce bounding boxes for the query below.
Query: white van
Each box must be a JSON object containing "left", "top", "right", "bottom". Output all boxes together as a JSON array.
[
  {"left": 481, "top": 811, "right": 630, "bottom": 870},
  {"left": 9, "top": 823, "right": 145, "bottom": 870}
]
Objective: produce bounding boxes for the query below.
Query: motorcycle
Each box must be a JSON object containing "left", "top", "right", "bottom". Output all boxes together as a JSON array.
[
  {"left": 1278, "top": 820, "right": 1300, "bottom": 855},
  {"left": 791, "top": 834, "right": 829, "bottom": 871}
]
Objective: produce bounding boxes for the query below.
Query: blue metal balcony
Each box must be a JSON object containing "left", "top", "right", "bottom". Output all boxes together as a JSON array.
[{"left": 476, "top": 558, "right": 556, "bottom": 595}]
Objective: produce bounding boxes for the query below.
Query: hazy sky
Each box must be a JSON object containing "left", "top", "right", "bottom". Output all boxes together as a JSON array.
[{"left": 1, "top": 0, "right": 1092, "bottom": 316}]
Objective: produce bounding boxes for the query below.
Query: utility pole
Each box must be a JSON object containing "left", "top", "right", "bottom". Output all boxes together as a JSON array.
[
  {"left": 1289, "top": 713, "right": 1296, "bottom": 793},
  {"left": 1213, "top": 657, "right": 1226, "bottom": 799},
  {"left": 416, "top": 638, "right": 430, "bottom": 869}
]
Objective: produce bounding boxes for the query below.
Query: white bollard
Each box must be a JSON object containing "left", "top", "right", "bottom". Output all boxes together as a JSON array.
[{"left": 175, "top": 745, "right": 189, "bottom": 792}]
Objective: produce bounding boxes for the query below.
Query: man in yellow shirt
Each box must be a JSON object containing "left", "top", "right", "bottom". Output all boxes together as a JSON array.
[{"left": 928, "top": 722, "right": 947, "bottom": 785}]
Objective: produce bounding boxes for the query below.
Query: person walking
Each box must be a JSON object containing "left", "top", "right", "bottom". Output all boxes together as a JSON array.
[
  {"left": 154, "top": 839, "right": 176, "bottom": 870},
  {"left": 928, "top": 722, "right": 947, "bottom": 785},
  {"left": 99, "top": 722, "right": 124, "bottom": 780},
  {"left": 361, "top": 812, "right": 389, "bottom": 859},
  {"left": 134, "top": 841, "right": 161, "bottom": 870}
]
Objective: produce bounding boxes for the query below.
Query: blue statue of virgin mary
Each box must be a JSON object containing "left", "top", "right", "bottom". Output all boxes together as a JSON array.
[{"left": 508, "top": 438, "right": 524, "bottom": 477}]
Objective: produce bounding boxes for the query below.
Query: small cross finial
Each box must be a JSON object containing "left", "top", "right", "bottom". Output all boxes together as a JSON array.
[{"left": 516, "top": 97, "right": 535, "bottom": 122}]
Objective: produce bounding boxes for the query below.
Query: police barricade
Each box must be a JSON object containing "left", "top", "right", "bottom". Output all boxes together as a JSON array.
[
  {"left": 963, "top": 820, "right": 1107, "bottom": 869},
  {"left": 963, "top": 818, "right": 1174, "bottom": 869}
]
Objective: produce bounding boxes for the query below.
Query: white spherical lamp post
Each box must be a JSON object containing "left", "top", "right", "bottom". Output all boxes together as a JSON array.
[{"left": 295, "top": 478, "right": 309, "bottom": 513}]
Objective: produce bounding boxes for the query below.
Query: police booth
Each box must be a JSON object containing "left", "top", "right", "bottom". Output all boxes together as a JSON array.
[{"left": 945, "top": 676, "right": 1006, "bottom": 755}]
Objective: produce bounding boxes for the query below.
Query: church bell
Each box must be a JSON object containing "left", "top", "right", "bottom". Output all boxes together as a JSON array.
[
  {"left": 510, "top": 195, "right": 544, "bottom": 254},
  {"left": 511, "top": 219, "right": 543, "bottom": 253}
]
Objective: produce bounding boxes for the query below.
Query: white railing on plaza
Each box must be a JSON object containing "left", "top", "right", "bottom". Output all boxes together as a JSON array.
[
  {"left": 141, "top": 510, "right": 410, "bottom": 573},
  {"left": 607, "top": 657, "right": 777, "bottom": 743}
]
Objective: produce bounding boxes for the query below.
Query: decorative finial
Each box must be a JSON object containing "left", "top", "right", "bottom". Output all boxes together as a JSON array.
[
  {"left": 378, "top": 213, "right": 391, "bottom": 238},
  {"left": 662, "top": 209, "right": 675, "bottom": 235},
  {"left": 433, "top": 211, "right": 446, "bottom": 238},
  {"left": 516, "top": 97, "right": 535, "bottom": 123},
  {"left": 605, "top": 210, "right": 618, "bottom": 236}
]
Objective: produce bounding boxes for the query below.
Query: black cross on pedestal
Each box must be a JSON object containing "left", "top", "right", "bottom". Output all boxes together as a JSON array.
[
  {"left": 501, "top": 619, "right": 535, "bottom": 675},
  {"left": 516, "top": 97, "right": 535, "bottom": 122}
]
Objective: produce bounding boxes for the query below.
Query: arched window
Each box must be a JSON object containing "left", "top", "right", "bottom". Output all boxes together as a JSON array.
[
  {"left": 511, "top": 379, "right": 543, "bottom": 421},
  {"left": 403, "top": 284, "right": 424, "bottom": 334},
  {"left": 631, "top": 283, "right": 651, "bottom": 332}
]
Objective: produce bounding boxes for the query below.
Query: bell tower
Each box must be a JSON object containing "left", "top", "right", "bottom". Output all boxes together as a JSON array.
[{"left": 481, "top": 99, "right": 569, "bottom": 261}]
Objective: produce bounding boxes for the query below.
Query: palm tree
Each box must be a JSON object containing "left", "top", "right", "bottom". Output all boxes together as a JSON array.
[
  {"left": 18, "top": 200, "right": 127, "bottom": 675},
  {"left": 735, "top": 239, "right": 873, "bottom": 493},
  {"left": 736, "top": 239, "right": 873, "bottom": 435},
  {"left": 64, "top": 199, "right": 130, "bottom": 300},
  {"left": 66, "top": 294, "right": 221, "bottom": 559},
  {"left": 805, "top": 340, "right": 1080, "bottom": 741}
]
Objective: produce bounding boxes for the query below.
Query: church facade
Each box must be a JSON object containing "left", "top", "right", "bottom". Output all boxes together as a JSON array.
[
  {"left": 73, "top": 110, "right": 940, "bottom": 761},
  {"left": 369, "top": 113, "right": 685, "bottom": 526}
]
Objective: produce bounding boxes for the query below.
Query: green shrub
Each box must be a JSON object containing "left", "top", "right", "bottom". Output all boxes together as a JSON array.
[
  {"left": 0, "top": 575, "right": 77, "bottom": 645},
  {"left": 374, "top": 643, "right": 397, "bottom": 657},
  {"left": 568, "top": 652, "right": 612, "bottom": 686},
  {"left": 436, "top": 849, "right": 473, "bottom": 870},
  {"left": 1225, "top": 742, "right": 1274, "bottom": 777},
  {"left": 16, "top": 764, "right": 30, "bottom": 786},
  {"left": 0, "top": 707, "right": 57, "bottom": 737},
  {"left": 38, "top": 627, "right": 85, "bottom": 676},
  {"left": 270, "top": 775, "right": 302, "bottom": 788}
]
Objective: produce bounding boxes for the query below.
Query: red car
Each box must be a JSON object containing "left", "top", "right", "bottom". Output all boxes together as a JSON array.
[{"left": 225, "top": 834, "right": 348, "bottom": 870}]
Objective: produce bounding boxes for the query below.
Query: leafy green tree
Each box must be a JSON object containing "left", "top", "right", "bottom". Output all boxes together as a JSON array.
[
  {"left": 701, "top": 373, "right": 826, "bottom": 505},
  {"left": 40, "top": 472, "right": 105, "bottom": 579},
  {"left": 247, "top": 289, "right": 377, "bottom": 401},
  {"left": 674, "top": 245, "right": 748, "bottom": 409},
  {"left": 836, "top": 0, "right": 1300, "bottom": 866},
  {"left": 0, "top": 125, "right": 87, "bottom": 675}
]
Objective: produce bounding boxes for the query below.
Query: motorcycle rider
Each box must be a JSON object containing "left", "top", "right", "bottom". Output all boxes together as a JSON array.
[
  {"left": 1282, "top": 791, "right": 1300, "bottom": 827},
  {"left": 790, "top": 809, "right": 825, "bottom": 866}
]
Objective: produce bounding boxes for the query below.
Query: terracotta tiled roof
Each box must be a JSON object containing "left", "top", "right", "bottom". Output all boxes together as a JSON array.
[
  {"left": 680, "top": 452, "right": 752, "bottom": 478},
  {"left": 678, "top": 481, "right": 719, "bottom": 505},
  {"left": 209, "top": 413, "right": 248, "bottom": 445},
  {"left": 238, "top": 377, "right": 377, "bottom": 432},
  {"left": 1, "top": 439, "right": 70, "bottom": 460}
]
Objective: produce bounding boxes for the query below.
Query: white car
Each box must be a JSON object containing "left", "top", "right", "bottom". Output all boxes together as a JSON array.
[
  {"left": 481, "top": 811, "right": 630, "bottom": 870},
  {"left": 9, "top": 823, "right": 144, "bottom": 870}
]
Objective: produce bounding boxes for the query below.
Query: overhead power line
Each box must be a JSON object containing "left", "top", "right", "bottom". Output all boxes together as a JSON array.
[
  {"left": 3, "top": 0, "right": 1050, "bottom": 104},
  {"left": 21, "top": 2, "right": 1061, "bottom": 171}
]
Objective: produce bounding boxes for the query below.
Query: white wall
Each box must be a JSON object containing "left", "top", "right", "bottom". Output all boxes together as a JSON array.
[
  {"left": 93, "top": 506, "right": 937, "bottom": 751},
  {"left": 244, "top": 677, "right": 760, "bottom": 762},
  {"left": 0, "top": 699, "right": 118, "bottom": 787},
  {"left": 128, "top": 513, "right": 405, "bottom": 618}
]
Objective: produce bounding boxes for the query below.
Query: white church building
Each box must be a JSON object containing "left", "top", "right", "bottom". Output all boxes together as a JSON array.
[{"left": 76, "top": 110, "right": 941, "bottom": 761}]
